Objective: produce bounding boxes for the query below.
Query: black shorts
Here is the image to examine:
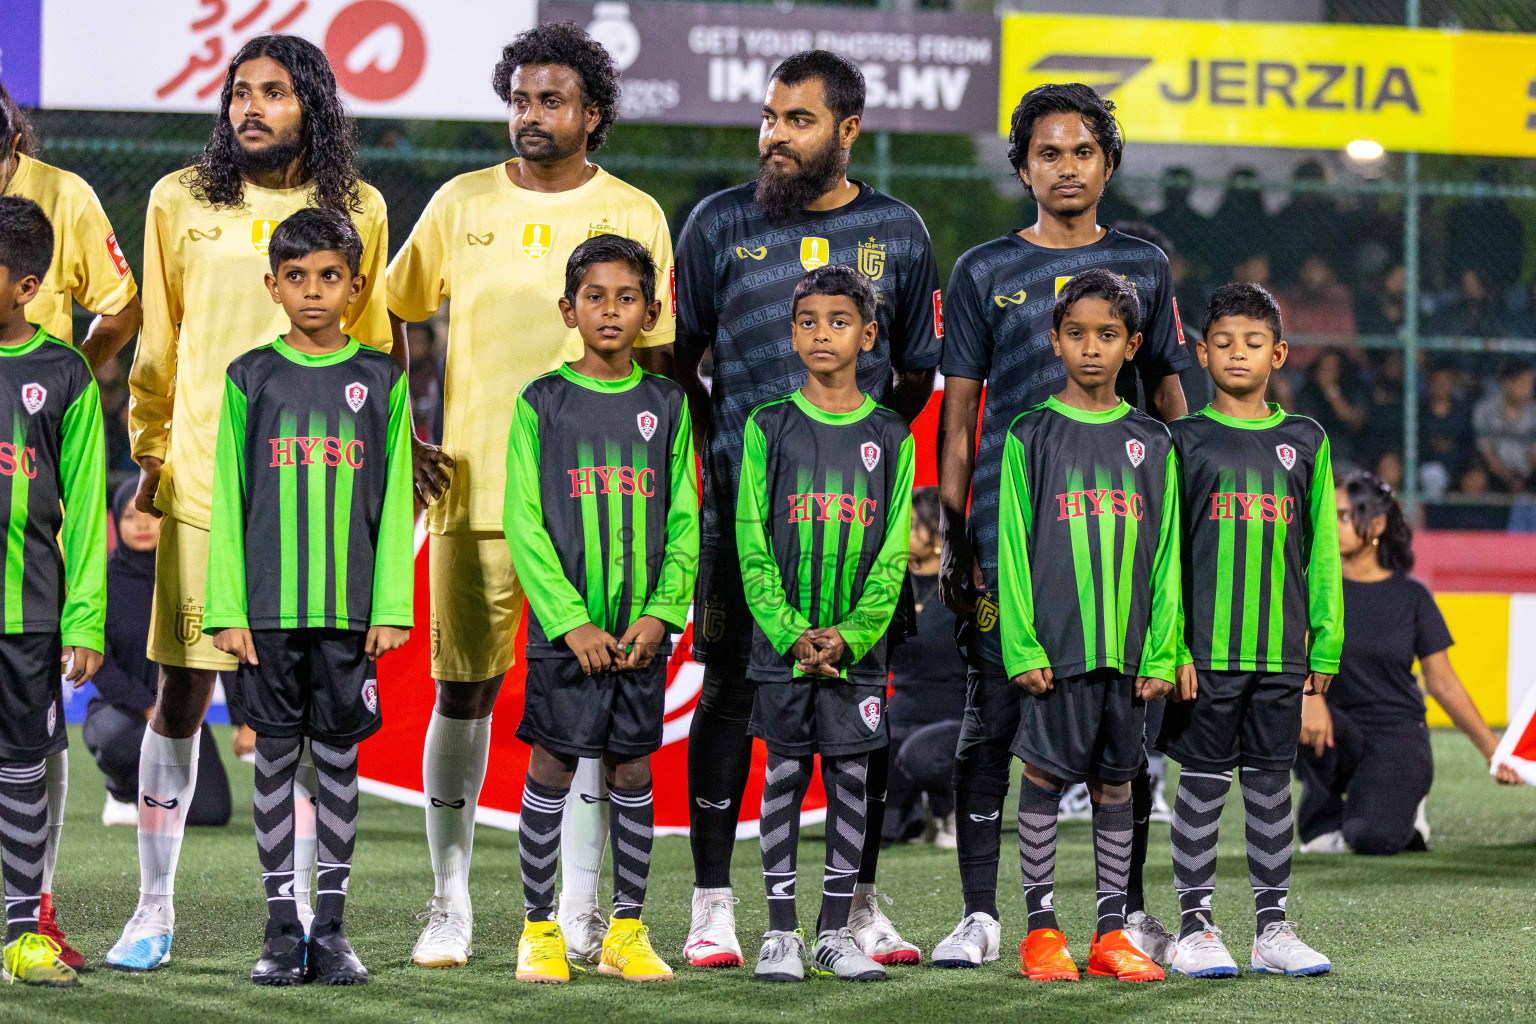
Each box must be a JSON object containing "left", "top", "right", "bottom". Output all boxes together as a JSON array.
[
  {"left": 691, "top": 531, "right": 753, "bottom": 666},
  {"left": 1157, "top": 670, "right": 1305, "bottom": 772},
  {"left": 749, "top": 677, "right": 889, "bottom": 758},
  {"left": 237, "top": 629, "right": 380, "bottom": 746},
  {"left": 954, "top": 657, "right": 1022, "bottom": 773},
  {"left": 516, "top": 656, "right": 667, "bottom": 759},
  {"left": 1011, "top": 669, "right": 1146, "bottom": 784},
  {"left": 0, "top": 632, "right": 65, "bottom": 761}
]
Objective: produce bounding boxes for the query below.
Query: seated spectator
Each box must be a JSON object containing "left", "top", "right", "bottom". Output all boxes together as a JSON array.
[
  {"left": 83, "top": 480, "right": 232, "bottom": 827},
  {"left": 1147, "top": 165, "right": 1214, "bottom": 282},
  {"left": 1472, "top": 361, "right": 1536, "bottom": 492},
  {"left": 1425, "top": 461, "right": 1511, "bottom": 531},
  {"left": 1277, "top": 255, "right": 1357, "bottom": 365},
  {"left": 883, "top": 487, "right": 965, "bottom": 848},
  {"left": 1419, "top": 363, "right": 1475, "bottom": 495},
  {"left": 1272, "top": 160, "right": 1343, "bottom": 285},
  {"left": 1298, "top": 472, "right": 1521, "bottom": 856},
  {"left": 1444, "top": 164, "right": 1525, "bottom": 296},
  {"left": 1231, "top": 251, "right": 1272, "bottom": 289},
  {"left": 1425, "top": 268, "right": 1505, "bottom": 340},
  {"left": 1210, "top": 167, "right": 1273, "bottom": 280},
  {"left": 1354, "top": 264, "right": 1407, "bottom": 338},
  {"left": 1360, "top": 350, "right": 1404, "bottom": 469},
  {"left": 1296, "top": 347, "right": 1367, "bottom": 464}
]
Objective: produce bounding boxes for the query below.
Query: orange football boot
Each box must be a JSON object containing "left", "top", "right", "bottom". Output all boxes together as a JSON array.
[
  {"left": 1020, "top": 928, "right": 1079, "bottom": 981},
  {"left": 1088, "top": 929, "right": 1165, "bottom": 982}
]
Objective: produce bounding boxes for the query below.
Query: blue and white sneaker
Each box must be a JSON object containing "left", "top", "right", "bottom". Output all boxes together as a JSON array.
[
  {"left": 106, "top": 903, "right": 174, "bottom": 971},
  {"left": 1169, "top": 917, "right": 1238, "bottom": 978},
  {"left": 1251, "top": 921, "right": 1331, "bottom": 976}
]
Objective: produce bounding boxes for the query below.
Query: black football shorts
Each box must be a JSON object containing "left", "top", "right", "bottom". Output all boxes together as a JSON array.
[
  {"left": 516, "top": 655, "right": 667, "bottom": 759},
  {"left": 238, "top": 629, "right": 381, "bottom": 745},
  {"left": 0, "top": 632, "right": 65, "bottom": 761},
  {"left": 749, "top": 677, "right": 889, "bottom": 758},
  {"left": 1011, "top": 668, "right": 1147, "bottom": 784},
  {"left": 1157, "top": 670, "right": 1306, "bottom": 772}
]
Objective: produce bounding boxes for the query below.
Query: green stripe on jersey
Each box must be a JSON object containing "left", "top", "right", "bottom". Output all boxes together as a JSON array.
[
  {"left": 795, "top": 465, "right": 814, "bottom": 618},
  {"left": 1067, "top": 466, "right": 1096, "bottom": 671},
  {"left": 1117, "top": 466, "right": 1139, "bottom": 669},
  {"left": 307, "top": 411, "right": 329, "bottom": 627},
  {"left": 1095, "top": 466, "right": 1117, "bottom": 666},
  {"left": 1210, "top": 468, "right": 1236, "bottom": 670},
  {"left": 333, "top": 415, "right": 354, "bottom": 626},
  {"left": 577, "top": 439, "right": 605, "bottom": 628},
  {"left": 1266, "top": 469, "right": 1290, "bottom": 672},
  {"left": 4, "top": 413, "right": 28, "bottom": 631},
  {"left": 630, "top": 441, "right": 649, "bottom": 616},
  {"left": 1240, "top": 468, "right": 1263, "bottom": 666},
  {"left": 837, "top": 472, "right": 868, "bottom": 622},
  {"left": 818, "top": 467, "right": 844, "bottom": 627},
  {"left": 605, "top": 439, "right": 626, "bottom": 633},
  {"left": 279, "top": 411, "right": 299, "bottom": 624}
]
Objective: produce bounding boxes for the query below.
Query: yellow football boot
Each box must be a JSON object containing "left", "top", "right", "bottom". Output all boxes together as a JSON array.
[
  {"left": 516, "top": 918, "right": 570, "bottom": 984},
  {"left": 3, "top": 933, "right": 80, "bottom": 987},
  {"left": 598, "top": 918, "right": 673, "bottom": 982}
]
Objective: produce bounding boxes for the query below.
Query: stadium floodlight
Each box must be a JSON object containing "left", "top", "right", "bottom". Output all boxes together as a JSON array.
[{"left": 1346, "top": 139, "right": 1386, "bottom": 162}]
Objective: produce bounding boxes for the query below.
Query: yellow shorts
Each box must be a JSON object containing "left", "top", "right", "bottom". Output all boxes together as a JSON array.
[
  {"left": 429, "top": 531, "right": 525, "bottom": 683},
  {"left": 147, "top": 514, "right": 238, "bottom": 672}
]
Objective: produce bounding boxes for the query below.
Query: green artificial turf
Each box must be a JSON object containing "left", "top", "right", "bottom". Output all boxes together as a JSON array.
[{"left": 7, "top": 727, "right": 1532, "bottom": 1023}]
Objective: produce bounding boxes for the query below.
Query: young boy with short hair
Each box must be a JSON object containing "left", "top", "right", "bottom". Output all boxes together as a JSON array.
[
  {"left": 0, "top": 196, "right": 106, "bottom": 989},
  {"left": 504, "top": 234, "right": 697, "bottom": 985},
  {"left": 997, "top": 269, "right": 1179, "bottom": 983},
  {"left": 739, "top": 264, "right": 914, "bottom": 984},
  {"left": 206, "top": 207, "right": 415, "bottom": 987},
  {"left": 1157, "top": 282, "right": 1342, "bottom": 978}
]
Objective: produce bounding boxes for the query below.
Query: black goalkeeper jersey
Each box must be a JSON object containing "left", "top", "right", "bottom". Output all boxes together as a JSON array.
[
  {"left": 504, "top": 362, "right": 698, "bottom": 659},
  {"left": 674, "top": 181, "right": 942, "bottom": 548},
  {"left": 0, "top": 326, "right": 106, "bottom": 648},
  {"left": 205, "top": 337, "right": 415, "bottom": 632},
  {"left": 1169, "top": 404, "right": 1343, "bottom": 674},
  {"left": 941, "top": 228, "right": 1190, "bottom": 666},
  {"left": 997, "top": 398, "right": 1181, "bottom": 681},
  {"left": 736, "top": 392, "right": 914, "bottom": 683}
]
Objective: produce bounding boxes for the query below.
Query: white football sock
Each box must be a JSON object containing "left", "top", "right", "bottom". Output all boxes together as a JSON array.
[
  {"left": 136, "top": 728, "right": 200, "bottom": 906},
  {"left": 42, "top": 748, "right": 67, "bottom": 894},
  {"left": 560, "top": 757, "right": 609, "bottom": 910},
  {"left": 293, "top": 739, "right": 318, "bottom": 911},
  {"left": 423, "top": 712, "right": 491, "bottom": 913}
]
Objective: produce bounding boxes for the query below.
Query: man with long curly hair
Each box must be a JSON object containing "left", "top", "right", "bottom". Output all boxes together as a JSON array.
[
  {"left": 387, "top": 21, "right": 674, "bottom": 972},
  {"left": 110, "top": 34, "right": 392, "bottom": 973}
]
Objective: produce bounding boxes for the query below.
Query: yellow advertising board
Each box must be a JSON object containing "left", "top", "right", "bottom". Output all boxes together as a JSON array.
[{"left": 999, "top": 14, "right": 1536, "bottom": 158}]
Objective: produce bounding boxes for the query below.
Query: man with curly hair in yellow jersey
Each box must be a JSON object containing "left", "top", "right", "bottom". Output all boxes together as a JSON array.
[
  {"left": 386, "top": 22, "right": 674, "bottom": 970},
  {"left": 110, "top": 34, "right": 393, "bottom": 972}
]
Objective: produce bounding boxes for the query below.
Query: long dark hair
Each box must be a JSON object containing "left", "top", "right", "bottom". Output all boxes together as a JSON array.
[
  {"left": 181, "top": 34, "right": 362, "bottom": 213},
  {"left": 0, "top": 80, "right": 40, "bottom": 159},
  {"left": 1342, "top": 470, "right": 1414, "bottom": 572}
]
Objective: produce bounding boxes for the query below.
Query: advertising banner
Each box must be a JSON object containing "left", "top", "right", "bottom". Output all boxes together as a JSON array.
[
  {"left": 999, "top": 13, "right": 1536, "bottom": 158},
  {"left": 36, "top": 0, "right": 536, "bottom": 119},
  {"left": 543, "top": 0, "right": 998, "bottom": 134}
]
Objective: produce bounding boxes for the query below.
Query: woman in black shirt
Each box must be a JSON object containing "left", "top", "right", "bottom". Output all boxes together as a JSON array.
[{"left": 1296, "top": 472, "right": 1519, "bottom": 855}]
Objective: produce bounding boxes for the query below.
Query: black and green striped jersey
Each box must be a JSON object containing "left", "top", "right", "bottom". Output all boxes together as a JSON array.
[
  {"left": 1169, "top": 404, "right": 1343, "bottom": 674},
  {"left": 0, "top": 326, "right": 106, "bottom": 648},
  {"left": 998, "top": 397, "right": 1181, "bottom": 681},
  {"left": 736, "top": 392, "right": 915, "bottom": 683},
  {"left": 205, "top": 337, "right": 415, "bottom": 632},
  {"left": 504, "top": 362, "right": 699, "bottom": 658}
]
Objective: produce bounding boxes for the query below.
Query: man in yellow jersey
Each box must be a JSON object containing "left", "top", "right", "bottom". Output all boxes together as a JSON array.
[
  {"left": 109, "top": 34, "right": 392, "bottom": 973},
  {"left": 387, "top": 23, "right": 674, "bottom": 970},
  {"left": 0, "top": 82, "right": 144, "bottom": 970}
]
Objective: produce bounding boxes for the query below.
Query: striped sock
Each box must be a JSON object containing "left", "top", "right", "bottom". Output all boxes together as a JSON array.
[
  {"left": 0, "top": 760, "right": 46, "bottom": 942},
  {"left": 608, "top": 783, "right": 654, "bottom": 920},
  {"left": 1241, "top": 768, "right": 1294, "bottom": 932},
  {"left": 1018, "top": 779, "right": 1061, "bottom": 932},
  {"left": 1172, "top": 769, "right": 1232, "bottom": 937},
  {"left": 816, "top": 755, "right": 868, "bottom": 936},
  {"left": 253, "top": 737, "right": 301, "bottom": 925},
  {"left": 311, "top": 741, "right": 359, "bottom": 926},
  {"left": 1092, "top": 798, "right": 1134, "bottom": 938},
  {"left": 759, "top": 753, "right": 812, "bottom": 933},
  {"left": 518, "top": 778, "right": 568, "bottom": 922}
]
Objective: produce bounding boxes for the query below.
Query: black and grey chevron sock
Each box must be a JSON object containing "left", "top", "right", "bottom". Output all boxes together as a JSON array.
[
  {"left": 311, "top": 741, "right": 359, "bottom": 926},
  {"left": 1092, "top": 797, "right": 1134, "bottom": 938},
  {"left": 0, "top": 760, "right": 46, "bottom": 942},
  {"left": 816, "top": 755, "right": 868, "bottom": 936},
  {"left": 1172, "top": 769, "right": 1232, "bottom": 938},
  {"left": 760, "top": 753, "right": 812, "bottom": 933},
  {"left": 608, "top": 783, "right": 654, "bottom": 920},
  {"left": 1017, "top": 778, "right": 1061, "bottom": 932},
  {"left": 1241, "top": 768, "right": 1294, "bottom": 932},
  {"left": 253, "top": 737, "right": 302, "bottom": 926},
  {"left": 518, "top": 777, "right": 568, "bottom": 922}
]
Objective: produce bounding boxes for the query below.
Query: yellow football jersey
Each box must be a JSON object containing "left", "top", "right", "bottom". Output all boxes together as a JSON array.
[
  {"left": 387, "top": 162, "right": 675, "bottom": 534},
  {"left": 3, "top": 153, "right": 138, "bottom": 344},
  {"left": 128, "top": 170, "right": 391, "bottom": 529}
]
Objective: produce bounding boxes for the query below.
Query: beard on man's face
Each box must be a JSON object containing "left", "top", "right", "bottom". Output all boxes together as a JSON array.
[
  {"left": 513, "top": 124, "right": 583, "bottom": 164},
  {"left": 231, "top": 120, "right": 304, "bottom": 175},
  {"left": 754, "top": 133, "right": 847, "bottom": 223}
]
